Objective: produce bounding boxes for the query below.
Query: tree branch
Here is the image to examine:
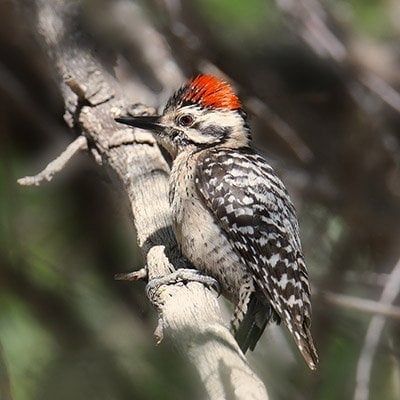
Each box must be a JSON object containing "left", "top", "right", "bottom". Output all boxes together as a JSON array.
[
  {"left": 17, "top": 135, "right": 88, "bottom": 186},
  {"left": 19, "top": 0, "right": 269, "bottom": 397},
  {"left": 354, "top": 257, "right": 400, "bottom": 400},
  {"left": 320, "top": 290, "right": 400, "bottom": 321}
]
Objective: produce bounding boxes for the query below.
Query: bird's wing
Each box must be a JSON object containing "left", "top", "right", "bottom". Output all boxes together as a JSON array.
[{"left": 195, "top": 148, "right": 318, "bottom": 369}]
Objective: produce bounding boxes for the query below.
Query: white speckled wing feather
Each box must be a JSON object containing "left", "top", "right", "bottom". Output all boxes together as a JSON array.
[{"left": 195, "top": 147, "right": 318, "bottom": 369}]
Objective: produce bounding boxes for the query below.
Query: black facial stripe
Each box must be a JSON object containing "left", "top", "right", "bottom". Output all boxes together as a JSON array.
[
  {"left": 170, "top": 129, "right": 182, "bottom": 140},
  {"left": 201, "top": 125, "right": 231, "bottom": 138},
  {"left": 191, "top": 121, "right": 200, "bottom": 130},
  {"left": 173, "top": 134, "right": 226, "bottom": 149}
]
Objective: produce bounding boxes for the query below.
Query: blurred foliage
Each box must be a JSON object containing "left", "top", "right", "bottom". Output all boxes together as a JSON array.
[
  {"left": 196, "top": 0, "right": 279, "bottom": 41},
  {"left": 1, "top": 0, "right": 400, "bottom": 399},
  {"left": 329, "top": 0, "right": 395, "bottom": 39}
]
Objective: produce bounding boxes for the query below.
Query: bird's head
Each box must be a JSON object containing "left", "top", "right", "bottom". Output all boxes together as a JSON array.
[{"left": 116, "top": 75, "right": 251, "bottom": 158}]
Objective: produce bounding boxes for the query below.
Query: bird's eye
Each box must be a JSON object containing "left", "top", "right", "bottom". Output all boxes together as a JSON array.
[{"left": 178, "top": 114, "right": 194, "bottom": 127}]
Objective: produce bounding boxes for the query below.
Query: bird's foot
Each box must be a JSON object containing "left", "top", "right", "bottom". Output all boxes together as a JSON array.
[{"left": 146, "top": 268, "right": 220, "bottom": 298}]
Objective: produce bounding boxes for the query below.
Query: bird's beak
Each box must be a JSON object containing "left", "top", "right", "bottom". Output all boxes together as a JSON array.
[{"left": 115, "top": 115, "right": 165, "bottom": 133}]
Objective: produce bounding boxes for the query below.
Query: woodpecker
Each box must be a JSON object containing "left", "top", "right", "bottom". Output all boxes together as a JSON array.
[{"left": 116, "top": 75, "right": 319, "bottom": 370}]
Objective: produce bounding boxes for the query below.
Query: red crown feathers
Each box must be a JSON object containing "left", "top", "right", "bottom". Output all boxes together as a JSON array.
[{"left": 182, "top": 75, "right": 241, "bottom": 110}]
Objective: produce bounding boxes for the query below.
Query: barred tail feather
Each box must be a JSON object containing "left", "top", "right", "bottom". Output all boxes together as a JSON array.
[{"left": 294, "top": 330, "right": 319, "bottom": 370}]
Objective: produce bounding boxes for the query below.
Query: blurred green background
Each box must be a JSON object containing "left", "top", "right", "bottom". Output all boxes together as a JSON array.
[{"left": 1, "top": 0, "right": 400, "bottom": 399}]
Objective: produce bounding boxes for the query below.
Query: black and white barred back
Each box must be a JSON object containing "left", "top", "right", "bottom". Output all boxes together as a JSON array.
[{"left": 195, "top": 147, "right": 318, "bottom": 369}]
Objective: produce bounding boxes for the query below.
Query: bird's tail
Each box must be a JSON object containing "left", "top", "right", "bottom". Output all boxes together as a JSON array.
[
  {"left": 293, "top": 328, "right": 319, "bottom": 370},
  {"left": 234, "top": 292, "right": 276, "bottom": 353},
  {"left": 233, "top": 293, "right": 319, "bottom": 371}
]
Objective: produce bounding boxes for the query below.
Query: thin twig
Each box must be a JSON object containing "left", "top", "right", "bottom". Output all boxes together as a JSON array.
[
  {"left": 354, "top": 257, "right": 400, "bottom": 400},
  {"left": 246, "top": 96, "right": 314, "bottom": 163},
  {"left": 274, "top": 0, "right": 400, "bottom": 117},
  {"left": 345, "top": 271, "right": 388, "bottom": 288},
  {"left": 360, "top": 72, "right": 400, "bottom": 114},
  {"left": 17, "top": 136, "right": 88, "bottom": 186},
  {"left": 114, "top": 267, "right": 148, "bottom": 281},
  {"left": 274, "top": 0, "right": 347, "bottom": 62},
  {"left": 321, "top": 291, "right": 400, "bottom": 320}
]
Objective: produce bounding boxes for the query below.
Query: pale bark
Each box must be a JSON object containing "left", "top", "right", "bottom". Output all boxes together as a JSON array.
[{"left": 19, "top": 0, "right": 269, "bottom": 398}]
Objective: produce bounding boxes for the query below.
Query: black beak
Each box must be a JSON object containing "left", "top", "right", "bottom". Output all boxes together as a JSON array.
[{"left": 115, "top": 115, "right": 164, "bottom": 133}]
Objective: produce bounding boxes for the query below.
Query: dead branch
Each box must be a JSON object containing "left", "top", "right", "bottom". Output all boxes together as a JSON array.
[
  {"left": 321, "top": 290, "right": 400, "bottom": 321},
  {"left": 18, "top": 0, "right": 269, "bottom": 397},
  {"left": 17, "top": 136, "right": 88, "bottom": 186},
  {"left": 354, "top": 257, "right": 400, "bottom": 400}
]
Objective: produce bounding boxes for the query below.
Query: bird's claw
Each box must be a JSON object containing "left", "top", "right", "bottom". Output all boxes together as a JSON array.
[{"left": 146, "top": 268, "right": 220, "bottom": 298}]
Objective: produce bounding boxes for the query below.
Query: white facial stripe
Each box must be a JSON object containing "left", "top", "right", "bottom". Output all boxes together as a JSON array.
[{"left": 185, "top": 129, "right": 221, "bottom": 144}]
